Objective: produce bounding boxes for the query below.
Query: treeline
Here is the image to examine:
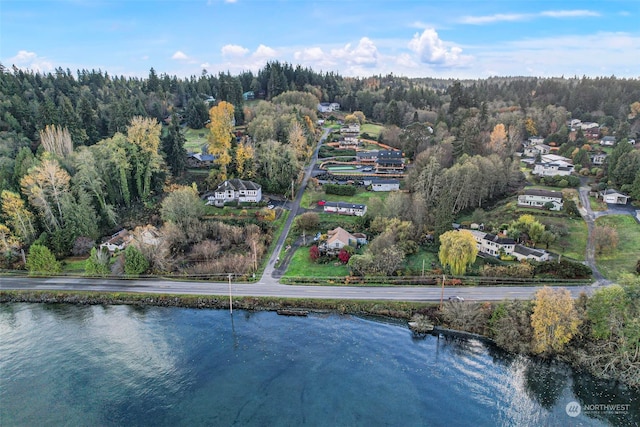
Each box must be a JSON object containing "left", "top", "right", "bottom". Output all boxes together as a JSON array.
[{"left": 432, "top": 276, "right": 640, "bottom": 388}]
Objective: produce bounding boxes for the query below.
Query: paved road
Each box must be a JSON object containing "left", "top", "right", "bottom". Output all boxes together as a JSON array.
[
  {"left": 0, "top": 276, "right": 595, "bottom": 301},
  {"left": 261, "top": 127, "right": 331, "bottom": 285}
]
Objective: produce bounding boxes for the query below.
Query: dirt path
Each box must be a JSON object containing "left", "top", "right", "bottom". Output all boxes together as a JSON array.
[{"left": 577, "top": 183, "right": 609, "bottom": 284}]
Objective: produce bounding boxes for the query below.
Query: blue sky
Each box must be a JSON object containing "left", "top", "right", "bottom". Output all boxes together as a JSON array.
[{"left": 1, "top": 0, "right": 639, "bottom": 79}]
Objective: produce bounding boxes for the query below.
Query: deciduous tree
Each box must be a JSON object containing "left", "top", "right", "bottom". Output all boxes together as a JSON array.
[
  {"left": 207, "top": 101, "right": 235, "bottom": 180},
  {"left": 438, "top": 230, "right": 478, "bottom": 276},
  {"left": 531, "top": 287, "right": 581, "bottom": 354},
  {"left": 593, "top": 225, "right": 619, "bottom": 255},
  {"left": 1, "top": 190, "right": 37, "bottom": 244}
]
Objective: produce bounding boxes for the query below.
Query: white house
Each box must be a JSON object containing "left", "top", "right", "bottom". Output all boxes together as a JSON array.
[
  {"left": 512, "top": 245, "right": 550, "bottom": 262},
  {"left": 208, "top": 179, "right": 262, "bottom": 205},
  {"left": 517, "top": 189, "right": 564, "bottom": 211},
  {"left": 533, "top": 161, "right": 574, "bottom": 176},
  {"left": 599, "top": 189, "right": 630, "bottom": 204},
  {"left": 323, "top": 201, "right": 367, "bottom": 216},
  {"left": 370, "top": 179, "right": 400, "bottom": 192},
  {"left": 317, "top": 102, "right": 340, "bottom": 113},
  {"left": 469, "top": 230, "right": 549, "bottom": 261},
  {"left": 600, "top": 136, "right": 616, "bottom": 146},
  {"left": 469, "top": 230, "right": 516, "bottom": 257},
  {"left": 524, "top": 144, "right": 551, "bottom": 157},
  {"left": 590, "top": 152, "right": 607, "bottom": 165},
  {"left": 580, "top": 122, "right": 600, "bottom": 130}
]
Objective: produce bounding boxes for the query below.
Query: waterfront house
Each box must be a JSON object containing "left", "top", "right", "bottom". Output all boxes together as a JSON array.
[{"left": 323, "top": 201, "right": 367, "bottom": 216}]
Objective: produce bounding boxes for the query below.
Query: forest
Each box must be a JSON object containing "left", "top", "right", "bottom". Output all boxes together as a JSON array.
[{"left": 1, "top": 62, "right": 640, "bottom": 277}]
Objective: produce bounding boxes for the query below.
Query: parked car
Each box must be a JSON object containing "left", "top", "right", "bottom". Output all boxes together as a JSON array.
[
  {"left": 362, "top": 167, "right": 373, "bottom": 172},
  {"left": 448, "top": 296, "right": 464, "bottom": 302},
  {"left": 317, "top": 200, "right": 326, "bottom": 206}
]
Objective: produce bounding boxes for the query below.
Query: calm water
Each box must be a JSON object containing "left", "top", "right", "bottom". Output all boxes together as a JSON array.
[{"left": 0, "top": 304, "right": 638, "bottom": 427}]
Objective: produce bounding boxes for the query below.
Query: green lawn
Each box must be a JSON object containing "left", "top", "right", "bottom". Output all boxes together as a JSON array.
[
  {"left": 595, "top": 215, "right": 640, "bottom": 279},
  {"left": 62, "top": 257, "right": 88, "bottom": 273},
  {"left": 404, "top": 249, "right": 441, "bottom": 275},
  {"left": 588, "top": 196, "right": 607, "bottom": 211},
  {"left": 183, "top": 127, "right": 208, "bottom": 153},
  {"left": 360, "top": 123, "right": 384, "bottom": 138},
  {"left": 300, "top": 187, "right": 390, "bottom": 209},
  {"left": 542, "top": 218, "right": 588, "bottom": 261},
  {"left": 283, "top": 246, "right": 350, "bottom": 278}
]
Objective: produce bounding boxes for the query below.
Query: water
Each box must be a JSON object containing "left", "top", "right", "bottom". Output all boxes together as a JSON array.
[{"left": 0, "top": 304, "right": 638, "bottom": 426}]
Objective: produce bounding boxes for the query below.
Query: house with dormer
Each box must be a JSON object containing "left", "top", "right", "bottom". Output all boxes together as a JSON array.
[{"left": 207, "top": 179, "right": 262, "bottom": 206}]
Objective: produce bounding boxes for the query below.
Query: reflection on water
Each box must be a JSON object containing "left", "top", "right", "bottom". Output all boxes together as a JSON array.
[{"left": 0, "top": 304, "right": 637, "bottom": 426}]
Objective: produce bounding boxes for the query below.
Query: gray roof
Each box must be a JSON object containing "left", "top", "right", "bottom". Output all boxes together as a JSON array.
[
  {"left": 371, "top": 179, "right": 400, "bottom": 185},
  {"left": 600, "top": 189, "right": 628, "bottom": 197},
  {"left": 513, "top": 245, "right": 546, "bottom": 257},
  {"left": 484, "top": 233, "right": 516, "bottom": 245},
  {"left": 215, "top": 179, "right": 261, "bottom": 192},
  {"left": 523, "top": 189, "right": 563, "bottom": 199}
]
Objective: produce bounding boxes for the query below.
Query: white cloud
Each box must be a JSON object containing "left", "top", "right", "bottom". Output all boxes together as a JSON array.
[
  {"left": 460, "top": 13, "right": 526, "bottom": 25},
  {"left": 252, "top": 44, "right": 277, "bottom": 59},
  {"left": 540, "top": 10, "right": 600, "bottom": 18},
  {"left": 294, "top": 47, "right": 328, "bottom": 63},
  {"left": 200, "top": 62, "right": 211, "bottom": 68},
  {"left": 8, "top": 50, "right": 53, "bottom": 72},
  {"left": 331, "top": 37, "right": 379, "bottom": 67},
  {"left": 224, "top": 0, "right": 237, "bottom": 3},
  {"left": 171, "top": 50, "right": 189, "bottom": 60},
  {"left": 221, "top": 44, "right": 249, "bottom": 57},
  {"left": 408, "top": 29, "right": 469, "bottom": 67},
  {"left": 461, "top": 9, "right": 600, "bottom": 25}
]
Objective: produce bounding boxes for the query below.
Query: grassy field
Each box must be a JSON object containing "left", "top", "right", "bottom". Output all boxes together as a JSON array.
[
  {"left": 542, "top": 218, "right": 588, "bottom": 261},
  {"left": 360, "top": 123, "right": 384, "bottom": 138},
  {"left": 183, "top": 127, "right": 208, "bottom": 152},
  {"left": 300, "top": 187, "right": 390, "bottom": 209},
  {"left": 404, "top": 249, "right": 441, "bottom": 275},
  {"left": 62, "top": 257, "right": 88, "bottom": 273},
  {"left": 595, "top": 215, "right": 640, "bottom": 279},
  {"left": 283, "top": 246, "right": 350, "bottom": 278}
]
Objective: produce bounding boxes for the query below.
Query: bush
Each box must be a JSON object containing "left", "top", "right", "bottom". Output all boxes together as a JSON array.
[
  {"left": 124, "top": 245, "right": 149, "bottom": 276},
  {"left": 533, "top": 259, "right": 592, "bottom": 279},
  {"left": 26, "top": 244, "right": 61, "bottom": 275},
  {"left": 324, "top": 183, "right": 357, "bottom": 196}
]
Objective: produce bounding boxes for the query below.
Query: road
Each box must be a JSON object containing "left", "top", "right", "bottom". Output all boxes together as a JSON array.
[
  {"left": 0, "top": 276, "right": 595, "bottom": 301},
  {"left": 261, "top": 127, "right": 331, "bottom": 285}
]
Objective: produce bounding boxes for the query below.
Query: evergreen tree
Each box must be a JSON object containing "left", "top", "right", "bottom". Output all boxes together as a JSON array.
[{"left": 162, "top": 115, "right": 187, "bottom": 176}]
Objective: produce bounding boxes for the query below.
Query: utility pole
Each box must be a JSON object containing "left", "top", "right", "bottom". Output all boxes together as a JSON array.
[
  {"left": 439, "top": 274, "right": 445, "bottom": 310},
  {"left": 421, "top": 259, "right": 425, "bottom": 277},
  {"left": 291, "top": 179, "right": 295, "bottom": 201},
  {"left": 228, "top": 273, "right": 233, "bottom": 315}
]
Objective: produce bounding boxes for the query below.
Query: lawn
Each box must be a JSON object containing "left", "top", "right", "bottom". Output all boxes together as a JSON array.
[
  {"left": 283, "top": 246, "right": 350, "bottom": 278},
  {"left": 360, "top": 123, "right": 384, "bottom": 138},
  {"left": 62, "top": 257, "right": 88, "bottom": 273},
  {"left": 542, "top": 217, "right": 588, "bottom": 261},
  {"left": 404, "top": 249, "right": 441, "bottom": 275},
  {"left": 588, "top": 196, "right": 607, "bottom": 211},
  {"left": 183, "top": 127, "right": 208, "bottom": 153},
  {"left": 595, "top": 215, "right": 640, "bottom": 279},
  {"left": 300, "top": 187, "right": 390, "bottom": 209}
]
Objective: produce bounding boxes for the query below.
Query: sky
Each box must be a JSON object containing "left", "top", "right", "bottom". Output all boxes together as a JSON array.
[{"left": 1, "top": 0, "right": 639, "bottom": 79}]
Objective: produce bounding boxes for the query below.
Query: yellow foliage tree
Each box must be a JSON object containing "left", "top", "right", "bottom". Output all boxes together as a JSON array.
[
  {"left": 531, "top": 287, "right": 582, "bottom": 354},
  {"left": 208, "top": 101, "right": 235, "bottom": 180},
  {"left": 40, "top": 124, "right": 73, "bottom": 158},
  {"left": 1, "top": 190, "right": 37, "bottom": 244},
  {"left": 525, "top": 117, "right": 537, "bottom": 136},
  {"left": 629, "top": 101, "right": 640, "bottom": 119},
  {"left": 235, "top": 142, "right": 255, "bottom": 179},
  {"left": 438, "top": 230, "right": 478, "bottom": 276},
  {"left": 288, "top": 121, "right": 308, "bottom": 160},
  {"left": 488, "top": 123, "right": 508, "bottom": 154}
]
